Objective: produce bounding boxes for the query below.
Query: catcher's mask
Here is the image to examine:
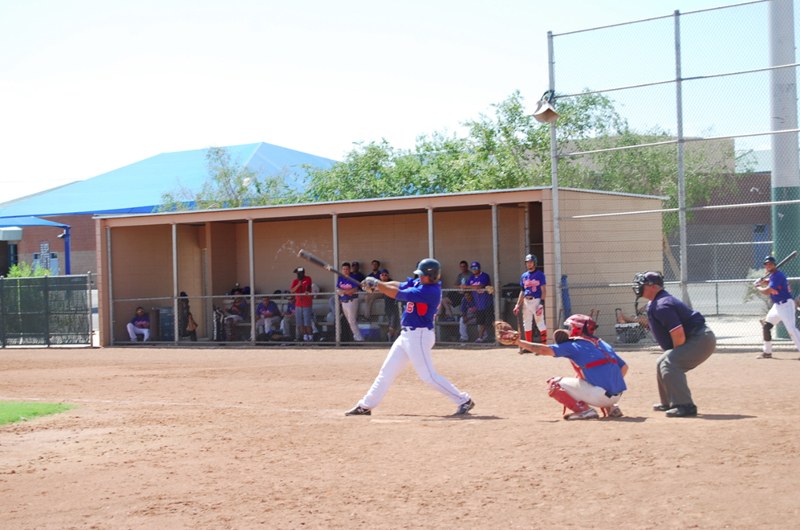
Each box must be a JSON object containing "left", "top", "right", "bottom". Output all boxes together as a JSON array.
[
  {"left": 564, "top": 314, "right": 598, "bottom": 337},
  {"left": 414, "top": 258, "right": 441, "bottom": 283},
  {"left": 632, "top": 271, "right": 664, "bottom": 296}
]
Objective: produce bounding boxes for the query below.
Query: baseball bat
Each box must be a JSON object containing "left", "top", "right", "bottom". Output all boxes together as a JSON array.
[
  {"left": 297, "top": 249, "right": 356, "bottom": 285},
  {"left": 759, "top": 250, "right": 798, "bottom": 281}
]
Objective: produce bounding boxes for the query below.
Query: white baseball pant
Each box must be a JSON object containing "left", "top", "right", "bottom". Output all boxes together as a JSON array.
[
  {"left": 127, "top": 323, "right": 150, "bottom": 341},
  {"left": 358, "top": 328, "right": 470, "bottom": 409},
  {"left": 763, "top": 299, "right": 800, "bottom": 353},
  {"left": 558, "top": 377, "right": 621, "bottom": 408},
  {"left": 341, "top": 300, "right": 363, "bottom": 341},
  {"left": 523, "top": 297, "right": 546, "bottom": 334}
]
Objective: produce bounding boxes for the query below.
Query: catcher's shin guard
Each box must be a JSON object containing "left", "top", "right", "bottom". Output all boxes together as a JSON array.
[
  {"left": 762, "top": 320, "right": 774, "bottom": 342},
  {"left": 547, "top": 377, "right": 590, "bottom": 417},
  {"left": 539, "top": 331, "right": 547, "bottom": 344}
]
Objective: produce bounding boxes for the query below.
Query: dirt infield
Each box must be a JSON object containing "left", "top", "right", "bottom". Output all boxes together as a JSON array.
[{"left": 1, "top": 345, "right": 799, "bottom": 529}]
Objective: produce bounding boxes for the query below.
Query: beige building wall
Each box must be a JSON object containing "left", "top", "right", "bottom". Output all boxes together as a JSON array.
[{"left": 558, "top": 190, "right": 663, "bottom": 338}]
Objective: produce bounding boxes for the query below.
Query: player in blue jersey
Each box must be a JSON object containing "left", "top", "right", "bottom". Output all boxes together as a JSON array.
[
  {"left": 462, "top": 261, "right": 493, "bottom": 343},
  {"left": 516, "top": 314, "right": 627, "bottom": 420},
  {"left": 754, "top": 255, "right": 800, "bottom": 359},
  {"left": 337, "top": 262, "right": 364, "bottom": 342},
  {"left": 345, "top": 259, "right": 475, "bottom": 416},
  {"left": 514, "top": 254, "right": 547, "bottom": 344}
]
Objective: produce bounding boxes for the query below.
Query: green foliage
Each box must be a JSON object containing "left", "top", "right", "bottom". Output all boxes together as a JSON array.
[
  {"left": 170, "top": 91, "right": 744, "bottom": 226},
  {"left": 158, "top": 147, "right": 299, "bottom": 212},
  {"left": 299, "top": 89, "right": 735, "bottom": 219},
  {"left": 0, "top": 401, "right": 77, "bottom": 425},
  {"left": 7, "top": 261, "right": 50, "bottom": 277}
]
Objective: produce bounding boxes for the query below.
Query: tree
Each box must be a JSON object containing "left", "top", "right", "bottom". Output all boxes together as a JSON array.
[
  {"left": 158, "top": 147, "right": 298, "bottom": 212},
  {"left": 7, "top": 261, "right": 50, "bottom": 277},
  {"left": 299, "top": 90, "right": 630, "bottom": 201}
]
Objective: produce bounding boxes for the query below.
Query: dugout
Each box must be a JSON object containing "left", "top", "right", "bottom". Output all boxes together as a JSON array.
[{"left": 95, "top": 187, "right": 664, "bottom": 346}]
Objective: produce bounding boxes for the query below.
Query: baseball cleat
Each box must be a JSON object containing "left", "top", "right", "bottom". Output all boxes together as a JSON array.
[
  {"left": 454, "top": 399, "right": 475, "bottom": 415},
  {"left": 344, "top": 405, "right": 371, "bottom": 416},
  {"left": 603, "top": 406, "right": 624, "bottom": 418},
  {"left": 564, "top": 408, "right": 599, "bottom": 420},
  {"left": 653, "top": 403, "right": 669, "bottom": 412},
  {"left": 665, "top": 404, "right": 697, "bottom": 417},
  {"left": 756, "top": 352, "right": 772, "bottom": 359}
]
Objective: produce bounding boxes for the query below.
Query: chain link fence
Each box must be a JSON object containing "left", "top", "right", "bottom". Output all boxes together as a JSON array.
[
  {"left": 0, "top": 275, "right": 92, "bottom": 347},
  {"left": 550, "top": 0, "right": 800, "bottom": 347}
]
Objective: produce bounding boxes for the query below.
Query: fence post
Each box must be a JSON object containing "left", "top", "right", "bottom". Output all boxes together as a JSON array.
[
  {"left": 44, "top": 275, "right": 51, "bottom": 347},
  {"left": 87, "top": 273, "right": 93, "bottom": 346},
  {"left": 0, "top": 277, "right": 5, "bottom": 348}
]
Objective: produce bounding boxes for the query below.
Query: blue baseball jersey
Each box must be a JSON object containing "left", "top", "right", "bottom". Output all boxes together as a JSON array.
[
  {"left": 551, "top": 338, "right": 627, "bottom": 395},
  {"left": 768, "top": 269, "right": 793, "bottom": 304},
  {"left": 646, "top": 289, "right": 706, "bottom": 350},
  {"left": 130, "top": 313, "right": 150, "bottom": 327},
  {"left": 338, "top": 275, "right": 360, "bottom": 302},
  {"left": 520, "top": 270, "right": 546, "bottom": 298},
  {"left": 256, "top": 300, "right": 280, "bottom": 317},
  {"left": 466, "top": 272, "right": 493, "bottom": 310},
  {"left": 394, "top": 277, "right": 441, "bottom": 329}
]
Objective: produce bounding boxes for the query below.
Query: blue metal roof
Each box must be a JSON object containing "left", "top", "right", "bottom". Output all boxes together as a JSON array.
[
  {"left": 0, "top": 216, "right": 70, "bottom": 228},
  {"left": 0, "top": 142, "right": 336, "bottom": 217}
]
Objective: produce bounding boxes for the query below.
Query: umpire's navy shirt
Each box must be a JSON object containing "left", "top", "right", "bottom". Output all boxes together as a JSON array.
[{"left": 646, "top": 289, "right": 705, "bottom": 350}]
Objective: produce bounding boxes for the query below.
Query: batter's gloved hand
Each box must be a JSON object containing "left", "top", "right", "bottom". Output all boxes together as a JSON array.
[
  {"left": 494, "top": 320, "right": 520, "bottom": 346},
  {"left": 362, "top": 276, "right": 379, "bottom": 293}
]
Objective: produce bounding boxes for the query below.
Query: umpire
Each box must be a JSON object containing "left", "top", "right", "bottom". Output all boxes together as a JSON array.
[{"left": 633, "top": 271, "right": 716, "bottom": 418}]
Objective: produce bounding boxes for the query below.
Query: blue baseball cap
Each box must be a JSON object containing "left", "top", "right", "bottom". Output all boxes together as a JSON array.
[
  {"left": 379, "top": 269, "right": 389, "bottom": 274},
  {"left": 471, "top": 261, "right": 481, "bottom": 269}
]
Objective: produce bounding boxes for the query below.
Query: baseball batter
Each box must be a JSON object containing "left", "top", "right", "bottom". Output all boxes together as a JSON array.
[
  {"left": 513, "top": 254, "right": 547, "bottom": 344},
  {"left": 516, "top": 314, "right": 627, "bottom": 420},
  {"left": 345, "top": 259, "right": 475, "bottom": 416},
  {"left": 755, "top": 255, "right": 800, "bottom": 359}
]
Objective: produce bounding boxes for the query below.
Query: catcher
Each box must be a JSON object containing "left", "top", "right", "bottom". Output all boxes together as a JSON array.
[{"left": 495, "top": 314, "right": 628, "bottom": 420}]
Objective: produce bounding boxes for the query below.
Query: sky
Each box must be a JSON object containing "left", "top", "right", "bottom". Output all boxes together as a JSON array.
[{"left": 0, "top": 0, "right": 770, "bottom": 203}]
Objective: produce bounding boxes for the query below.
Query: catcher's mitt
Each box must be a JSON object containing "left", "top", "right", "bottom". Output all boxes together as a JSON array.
[{"left": 494, "top": 320, "right": 520, "bottom": 346}]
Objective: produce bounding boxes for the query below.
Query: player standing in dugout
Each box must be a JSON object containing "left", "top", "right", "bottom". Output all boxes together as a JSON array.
[
  {"left": 513, "top": 254, "right": 547, "bottom": 344},
  {"left": 344, "top": 259, "right": 475, "bottom": 417}
]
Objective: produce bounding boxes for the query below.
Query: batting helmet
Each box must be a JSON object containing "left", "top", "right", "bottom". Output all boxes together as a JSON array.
[
  {"left": 564, "top": 314, "right": 598, "bottom": 337},
  {"left": 764, "top": 256, "right": 777, "bottom": 264},
  {"left": 414, "top": 258, "right": 441, "bottom": 282},
  {"left": 525, "top": 254, "right": 537, "bottom": 266}
]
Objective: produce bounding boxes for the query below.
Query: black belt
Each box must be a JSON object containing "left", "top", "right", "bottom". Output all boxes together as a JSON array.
[
  {"left": 605, "top": 391, "right": 622, "bottom": 398},
  {"left": 341, "top": 299, "right": 354, "bottom": 303},
  {"left": 525, "top": 296, "right": 536, "bottom": 300},
  {"left": 776, "top": 299, "right": 790, "bottom": 305},
  {"left": 402, "top": 326, "right": 433, "bottom": 332}
]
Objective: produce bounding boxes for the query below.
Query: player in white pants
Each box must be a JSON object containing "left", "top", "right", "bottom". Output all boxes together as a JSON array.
[
  {"left": 514, "top": 254, "right": 547, "bottom": 344},
  {"left": 345, "top": 259, "right": 474, "bottom": 416},
  {"left": 126, "top": 307, "right": 150, "bottom": 341},
  {"left": 337, "top": 262, "right": 363, "bottom": 342},
  {"left": 756, "top": 255, "right": 800, "bottom": 358}
]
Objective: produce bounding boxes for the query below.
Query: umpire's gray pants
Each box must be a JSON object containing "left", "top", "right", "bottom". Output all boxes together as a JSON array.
[{"left": 656, "top": 325, "right": 716, "bottom": 408}]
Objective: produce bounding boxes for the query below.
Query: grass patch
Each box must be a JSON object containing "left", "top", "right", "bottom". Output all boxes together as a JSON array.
[{"left": 0, "top": 401, "right": 77, "bottom": 425}]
